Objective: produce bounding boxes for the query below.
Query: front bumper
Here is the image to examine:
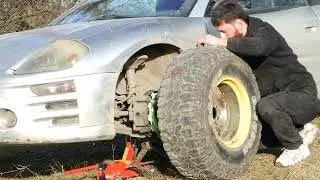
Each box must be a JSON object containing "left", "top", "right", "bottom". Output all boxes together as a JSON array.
[{"left": 0, "top": 72, "right": 118, "bottom": 144}]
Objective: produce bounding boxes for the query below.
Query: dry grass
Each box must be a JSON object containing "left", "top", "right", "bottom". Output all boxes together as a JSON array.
[
  {"left": 1, "top": 118, "right": 320, "bottom": 180},
  {"left": 235, "top": 117, "right": 320, "bottom": 180},
  {"left": 14, "top": 135, "right": 320, "bottom": 180},
  {"left": 236, "top": 137, "right": 320, "bottom": 180}
]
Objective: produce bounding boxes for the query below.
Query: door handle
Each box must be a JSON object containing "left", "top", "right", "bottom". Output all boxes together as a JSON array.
[{"left": 305, "top": 26, "right": 318, "bottom": 33}]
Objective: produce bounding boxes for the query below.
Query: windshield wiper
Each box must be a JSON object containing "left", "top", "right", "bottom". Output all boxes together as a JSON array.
[{"left": 94, "top": 15, "right": 134, "bottom": 21}]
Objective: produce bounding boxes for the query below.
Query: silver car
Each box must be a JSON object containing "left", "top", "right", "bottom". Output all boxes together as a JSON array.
[{"left": 0, "top": 0, "right": 319, "bottom": 179}]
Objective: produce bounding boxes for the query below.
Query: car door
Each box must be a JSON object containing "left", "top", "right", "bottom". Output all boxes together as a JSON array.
[
  {"left": 308, "top": 0, "right": 320, "bottom": 98},
  {"left": 246, "top": 0, "right": 320, "bottom": 98}
]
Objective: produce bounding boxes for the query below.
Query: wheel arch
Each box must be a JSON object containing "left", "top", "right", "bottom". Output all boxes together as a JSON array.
[
  {"left": 116, "top": 43, "right": 181, "bottom": 90},
  {"left": 122, "top": 43, "right": 181, "bottom": 70},
  {"left": 104, "top": 38, "right": 189, "bottom": 74}
]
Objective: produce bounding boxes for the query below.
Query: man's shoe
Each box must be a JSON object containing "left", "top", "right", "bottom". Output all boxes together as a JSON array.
[
  {"left": 299, "top": 123, "right": 320, "bottom": 146},
  {"left": 275, "top": 144, "right": 310, "bottom": 167}
]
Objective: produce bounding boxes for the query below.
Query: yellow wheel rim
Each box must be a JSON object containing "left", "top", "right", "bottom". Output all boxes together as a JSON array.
[{"left": 210, "top": 76, "right": 251, "bottom": 149}]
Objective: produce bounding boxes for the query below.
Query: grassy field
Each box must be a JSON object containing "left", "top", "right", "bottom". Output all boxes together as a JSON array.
[{"left": 1, "top": 117, "right": 319, "bottom": 180}]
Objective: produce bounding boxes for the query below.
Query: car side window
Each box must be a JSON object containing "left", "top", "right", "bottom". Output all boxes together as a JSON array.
[
  {"left": 239, "top": 0, "right": 307, "bottom": 13},
  {"left": 205, "top": 0, "right": 307, "bottom": 17},
  {"left": 307, "top": 0, "right": 320, "bottom": 5}
]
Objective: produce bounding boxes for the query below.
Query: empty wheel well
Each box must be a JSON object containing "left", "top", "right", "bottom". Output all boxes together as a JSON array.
[
  {"left": 116, "top": 44, "right": 180, "bottom": 95},
  {"left": 114, "top": 44, "right": 180, "bottom": 136}
]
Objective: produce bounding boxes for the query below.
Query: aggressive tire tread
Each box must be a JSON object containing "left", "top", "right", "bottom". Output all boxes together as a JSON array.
[{"left": 158, "top": 46, "right": 261, "bottom": 179}]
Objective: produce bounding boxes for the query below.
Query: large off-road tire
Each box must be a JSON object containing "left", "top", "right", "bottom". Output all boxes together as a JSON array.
[{"left": 158, "top": 46, "right": 261, "bottom": 179}]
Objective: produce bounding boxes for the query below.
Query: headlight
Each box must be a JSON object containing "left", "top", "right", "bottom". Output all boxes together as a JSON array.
[
  {"left": 13, "top": 40, "right": 89, "bottom": 74},
  {"left": 31, "top": 80, "right": 76, "bottom": 96}
]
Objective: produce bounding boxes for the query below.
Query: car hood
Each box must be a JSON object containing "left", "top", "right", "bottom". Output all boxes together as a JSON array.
[{"left": 0, "top": 18, "right": 151, "bottom": 73}]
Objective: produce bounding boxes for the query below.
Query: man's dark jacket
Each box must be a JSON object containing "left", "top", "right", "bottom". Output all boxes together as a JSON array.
[{"left": 226, "top": 17, "right": 318, "bottom": 98}]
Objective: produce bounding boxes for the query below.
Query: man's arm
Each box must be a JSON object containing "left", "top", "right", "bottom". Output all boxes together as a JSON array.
[
  {"left": 227, "top": 26, "right": 279, "bottom": 57},
  {"left": 198, "top": 34, "right": 227, "bottom": 47}
]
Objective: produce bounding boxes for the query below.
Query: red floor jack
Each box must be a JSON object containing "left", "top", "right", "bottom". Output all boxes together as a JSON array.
[{"left": 63, "top": 142, "right": 153, "bottom": 180}]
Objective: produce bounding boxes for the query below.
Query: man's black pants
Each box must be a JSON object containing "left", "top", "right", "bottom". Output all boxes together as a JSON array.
[{"left": 257, "top": 90, "right": 319, "bottom": 150}]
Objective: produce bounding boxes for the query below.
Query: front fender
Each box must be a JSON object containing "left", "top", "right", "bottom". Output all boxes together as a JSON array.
[{"left": 77, "top": 17, "right": 207, "bottom": 74}]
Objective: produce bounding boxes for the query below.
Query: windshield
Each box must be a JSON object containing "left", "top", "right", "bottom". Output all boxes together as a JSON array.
[{"left": 52, "top": 0, "right": 198, "bottom": 25}]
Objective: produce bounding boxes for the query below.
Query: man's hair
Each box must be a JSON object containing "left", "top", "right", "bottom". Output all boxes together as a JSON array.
[{"left": 211, "top": 0, "right": 248, "bottom": 26}]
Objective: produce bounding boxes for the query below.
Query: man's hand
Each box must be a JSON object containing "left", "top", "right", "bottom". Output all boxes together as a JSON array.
[{"left": 197, "top": 34, "right": 227, "bottom": 47}]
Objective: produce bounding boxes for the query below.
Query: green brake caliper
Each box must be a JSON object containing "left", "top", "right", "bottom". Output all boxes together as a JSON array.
[{"left": 148, "top": 91, "right": 160, "bottom": 135}]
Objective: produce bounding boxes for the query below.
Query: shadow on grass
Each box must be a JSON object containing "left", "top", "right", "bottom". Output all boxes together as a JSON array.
[{"left": 0, "top": 134, "right": 179, "bottom": 179}]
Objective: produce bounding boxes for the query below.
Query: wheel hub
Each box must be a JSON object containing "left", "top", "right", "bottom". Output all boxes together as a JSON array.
[
  {"left": 212, "top": 87, "right": 229, "bottom": 138},
  {"left": 209, "top": 76, "right": 251, "bottom": 149}
]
